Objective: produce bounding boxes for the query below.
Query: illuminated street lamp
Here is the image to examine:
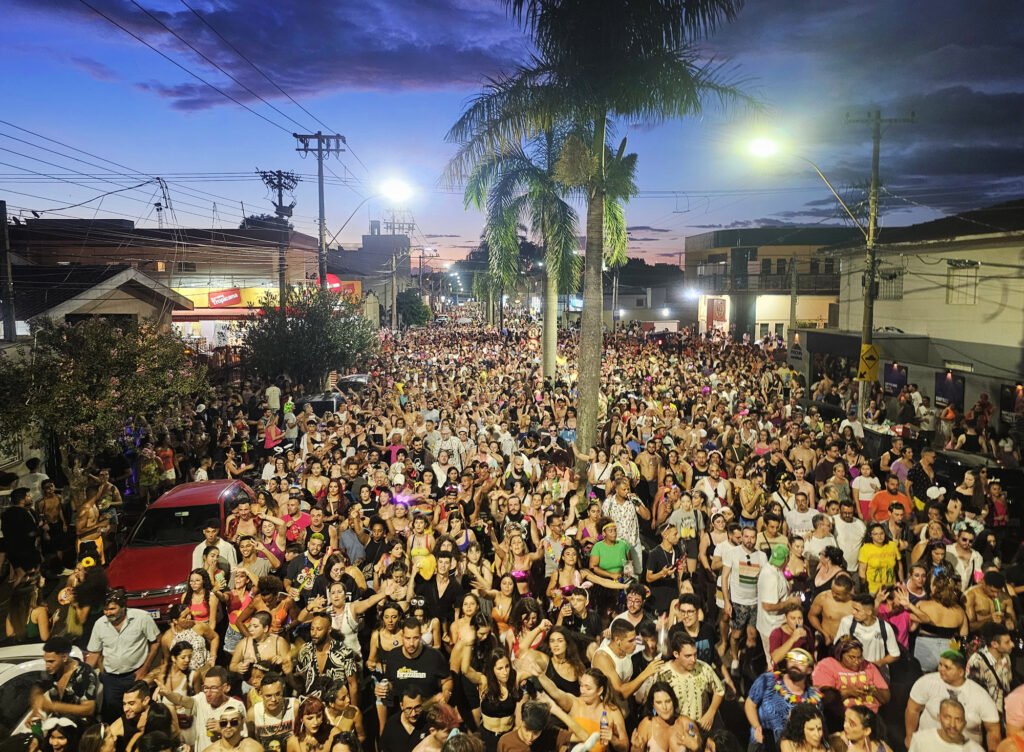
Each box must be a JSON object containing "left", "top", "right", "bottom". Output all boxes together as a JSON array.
[{"left": 748, "top": 137, "right": 878, "bottom": 421}]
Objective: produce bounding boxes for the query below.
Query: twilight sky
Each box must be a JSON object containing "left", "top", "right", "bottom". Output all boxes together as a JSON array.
[{"left": 4, "top": 0, "right": 1023, "bottom": 267}]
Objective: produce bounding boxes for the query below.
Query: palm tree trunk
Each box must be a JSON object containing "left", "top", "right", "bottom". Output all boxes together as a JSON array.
[
  {"left": 542, "top": 268, "right": 557, "bottom": 378},
  {"left": 576, "top": 115, "right": 607, "bottom": 458},
  {"left": 487, "top": 286, "right": 494, "bottom": 325}
]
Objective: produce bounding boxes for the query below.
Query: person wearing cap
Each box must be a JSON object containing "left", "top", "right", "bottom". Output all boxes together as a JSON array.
[
  {"left": 86, "top": 589, "right": 161, "bottom": 723},
  {"left": 745, "top": 649, "right": 821, "bottom": 750},
  {"left": 757, "top": 544, "right": 803, "bottom": 662},
  {"left": 906, "top": 651, "right": 1001, "bottom": 752},
  {"left": 33, "top": 635, "right": 98, "bottom": 726}
]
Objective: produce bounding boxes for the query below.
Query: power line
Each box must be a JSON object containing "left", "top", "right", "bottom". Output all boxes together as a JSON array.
[
  {"left": 77, "top": 0, "right": 293, "bottom": 135},
  {"left": 128, "top": 0, "right": 313, "bottom": 133}
]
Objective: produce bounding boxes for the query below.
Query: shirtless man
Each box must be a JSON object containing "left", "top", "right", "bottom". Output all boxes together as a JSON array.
[
  {"left": 789, "top": 437, "right": 817, "bottom": 482},
  {"left": 38, "top": 480, "right": 67, "bottom": 560},
  {"left": 637, "top": 440, "right": 663, "bottom": 506},
  {"left": 225, "top": 499, "right": 261, "bottom": 542},
  {"left": 792, "top": 464, "right": 817, "bottom": 509},
  {"left": 808, "top": 573, "right": 857, "bottom": 648},
  {"left": 966, "top": 571, "right": 1017, "bottom": 632}
]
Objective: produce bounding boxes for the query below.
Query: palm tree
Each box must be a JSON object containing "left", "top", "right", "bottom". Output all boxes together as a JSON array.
[
  {"left": 462, "top": 130, "right": 580, "bottom": 378},
  {"left": 446, "top": 0, "right": 755, "bottom": 452}
]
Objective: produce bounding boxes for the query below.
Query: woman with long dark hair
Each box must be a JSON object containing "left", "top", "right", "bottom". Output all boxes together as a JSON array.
[
  {"left": 450, "top": 613, "right": 499, "bottom": 727},
  {"left": 288, "top": 696, "right": 338, "bottom": 752},
  {"left": 180, "top": 568, "right": 218, "bottom": 628},
  {"left": 779, "top": 704, "right": 829, "bottom": 752}
]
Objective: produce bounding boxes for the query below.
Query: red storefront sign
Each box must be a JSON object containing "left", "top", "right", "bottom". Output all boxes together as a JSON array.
[{"left": 208, "top": 288, "right": 242, "bottom": 307}]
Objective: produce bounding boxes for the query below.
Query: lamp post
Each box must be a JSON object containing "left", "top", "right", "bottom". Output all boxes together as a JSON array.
[{"left": 748, "top": 138, "right": 878, "bottom": 421}]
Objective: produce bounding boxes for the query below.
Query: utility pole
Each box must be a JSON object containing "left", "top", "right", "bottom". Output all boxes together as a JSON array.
[
  {"left": 257, "top": 170, "right": 300, "bottom": 319},
  {"left": 293, "top": 132, "right": 346, "bottom": 288},
  {"left": 0, "top": 201, "right": 15, "bottom": 342},
  {"left": 846, "top": 110, "right": 914, "bottom": 420},
  {"left": 788, "top": 255, "right": 798, "bottom": 339},
  {"left": 390, "top": 252, "right": 399, "bottom": 330}
]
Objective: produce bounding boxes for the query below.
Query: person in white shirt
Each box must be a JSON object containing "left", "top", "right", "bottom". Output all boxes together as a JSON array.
[
  {"left": 840, "top": 410, "right": 866, "bottom": 440},
  {"left": 721, "top": 526, "right": 766, "bottom": 670},
  {"left": 832, "top": 499, "right": 867, "bottom": 576},
  {"left": 852, "top": 463, "right": 882, "bottom": 520},
  {"left": 836, "top": 593, "right": 901, "bottom": 676},
  {"left": 265, "top": 382, "right": 282, "bottom": 412},
  {"left": 784, "top": 492, "right": 817, "bottom": 540},
  {"left": 909, "top": 698, "right": 985, "bottom": 752},
  {"left": 191, "top": 519, "right": 239, "bottom": 571},
  {"left": 159, "top": 666, "right": 247, "bottom": 752},
  {"left": 20, "top": 458, "right": 49, "bottom": 500},
  {"left": 757, "top": 544, "right": 800, "bottom": 662},
  {"left": 906, "top": 652, "right": 1000, "bottom": 752}
]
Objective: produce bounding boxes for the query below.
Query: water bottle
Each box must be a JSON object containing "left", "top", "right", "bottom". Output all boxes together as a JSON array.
[{"left": 600, "top": 710, "right": 609, "bottom": 736}]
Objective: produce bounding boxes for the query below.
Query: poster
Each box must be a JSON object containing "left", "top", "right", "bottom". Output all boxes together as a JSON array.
[
  {"left": 934, "top": 371, "right": 966, "bottom": 411},
  {"left": 883, "top": 362, "right": 908, "bottom": 396},
  {"left": 999, "top": 383, "right": 1024, "bottom": 425}
]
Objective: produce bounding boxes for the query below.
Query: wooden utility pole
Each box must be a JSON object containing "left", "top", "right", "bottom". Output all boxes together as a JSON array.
[
  {"left": 293, "top": 133, "right": 345, "bottom": 288},
  {"left": 0, "top": 201, "right": 15, "bottom": 341},
  {"left": 846, "top": 110, "right": 914, "bottom": 420}
]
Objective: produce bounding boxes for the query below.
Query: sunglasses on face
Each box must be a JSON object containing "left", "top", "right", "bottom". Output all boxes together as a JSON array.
[{"left": 219, "top": 717, "right": 242, "bottom": 728}]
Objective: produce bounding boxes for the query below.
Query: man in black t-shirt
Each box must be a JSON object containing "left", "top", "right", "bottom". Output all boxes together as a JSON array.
[
  {"left": 380, "top": 686, "right": 427, "bottom": 752},
  {"left": 379, "top": 616, "right": 452, "bottom": 712},
  {"left": 415, "top": 552, "right": 464, "bottom": 631},
  {"left": 646, "top": 523, "right": 682, "bottom": 614}
]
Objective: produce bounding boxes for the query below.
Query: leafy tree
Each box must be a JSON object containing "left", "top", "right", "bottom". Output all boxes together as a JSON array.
[
  {"left": 462, "top": 129, "right": 582, "bottom": 378},
  {"left": 235, "top": 286, "right": 377, "bottom": 389},
  {"left": 397, "top": 289, "right": 431, "bottom": 327},
  {"left": 445, "top": 0, "right": 755, "bottom": 453},
  {"left": 239, "top": 213, "right": 292, "bottom": 230},
  {"left": 0, "top": 317, "right": 209, "bottom": 458}
]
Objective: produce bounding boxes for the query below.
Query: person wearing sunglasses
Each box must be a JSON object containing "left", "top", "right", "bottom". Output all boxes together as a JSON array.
[
  {"left": 207, "top": 708, "right": 262, "bottom": 752},
  {"left": 159, "top": 666, "right": 247, "bottom": 752}
]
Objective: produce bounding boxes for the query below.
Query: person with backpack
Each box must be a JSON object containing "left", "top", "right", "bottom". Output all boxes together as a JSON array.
[{"left": 835, "top": 592, "right": 901, "bottom": 680}]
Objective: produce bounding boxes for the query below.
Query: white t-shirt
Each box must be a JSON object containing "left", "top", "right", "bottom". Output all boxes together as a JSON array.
[
  {"left": 756, "top": 565, "right": 790, "bottom": 636},
  {"left": 852, "top": 475, "right": 881, "bottom": 503},
  {"left": 265, "top": 385, "right": 282, "bottom": 410},
  {"left": 835, "top": 615, "right": 901, "bottom": 664},
  {"left": 784, "top": 508, "right": 817, "bottom": 539},
  {"left": 839, "top": 419, "right": 865, "bottom": 439},
  {"left": 723, "top": 546, "right": 766, "bottom": 606},
  {"left": 908, "top": 728, "right": 984, "bottom": 752},
  {"left": 804, "top": 534, "right": 838, "bottom": 562},
  {"left": 909, "top": 673, "right": 999, "bottom": 745},
  {"left": 832, "top": 515, "right": 866, "bottom": 573}
]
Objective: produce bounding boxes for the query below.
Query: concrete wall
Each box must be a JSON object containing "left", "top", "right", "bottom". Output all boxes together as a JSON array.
[
  {"left": 838, "top": 242, "right": 1024, "bottom": 355},
  {"left": 756, "top": 294, "right": 836, "bottom": 336}
]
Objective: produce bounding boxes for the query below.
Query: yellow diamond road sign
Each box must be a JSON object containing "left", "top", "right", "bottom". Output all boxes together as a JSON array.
[{"left": 857, "top": 344, "right": 880, "bottom": 381}]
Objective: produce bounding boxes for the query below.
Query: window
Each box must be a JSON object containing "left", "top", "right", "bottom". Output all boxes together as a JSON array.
[
  {"left": 761, "top": 258, "right": 772, "bottom": 275},
  {"left": 176, "top": 261, "right": 198, "bottom": 273},
  {"left": 876, "top": 269, "right": 904, "bottom": 301},
  {"left": 775, "top": 323, "right": 785, "bottom": 336},
  {"left": 129, "top": 504, "right": 220, "bottom": 546},
  {"left": 776, "top": 259, "right": 788, "bottom": 275},
  {"left": 154, "top": 261, "right": 167, "bottom": 272},
  {"left": 809, "top": 259, "right": 820, "bottom": 274},
  {"left": 824, "top": 258, "right": 835, "bottom": 274},
  {"left": 946, "top": 265, "right": 978, "bottom": 305},
  {"left": 635, "top": 298, "right": 646, "bottom": 308},
  {"left": 759, "top": 323, "right": 770, "bottom": 338}
]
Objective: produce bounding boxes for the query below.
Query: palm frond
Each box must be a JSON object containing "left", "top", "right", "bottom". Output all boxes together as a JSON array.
[{"left": 603, "top": 197, "right": 629, "bottom": 267}]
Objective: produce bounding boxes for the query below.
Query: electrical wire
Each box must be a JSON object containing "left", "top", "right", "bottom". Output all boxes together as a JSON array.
[{"left": 77, "top": 0, "right": 296, "bottom": 135}]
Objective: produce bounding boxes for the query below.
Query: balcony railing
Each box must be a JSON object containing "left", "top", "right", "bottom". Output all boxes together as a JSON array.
[{"left": 693, "top": 273, "right": 840, "bottom": 294}]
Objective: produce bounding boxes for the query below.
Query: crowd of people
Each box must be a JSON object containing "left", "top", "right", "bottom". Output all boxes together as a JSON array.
[{"left": 0, "top": 321, "right": 1022, "bottom": 752}]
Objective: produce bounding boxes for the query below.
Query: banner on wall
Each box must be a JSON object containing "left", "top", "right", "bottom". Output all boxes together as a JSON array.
[
  {"left": 883, "top": 362, "right": 908, "bottom": 396},
  {"left": 208, "top": 288, "right": 242, "bottom": 307},
  {"left": 934, "top": 371, "right": 966, "bottom": 411},
  {"left": 999, "top": 383, "right": 1024, "bottom": 425}
]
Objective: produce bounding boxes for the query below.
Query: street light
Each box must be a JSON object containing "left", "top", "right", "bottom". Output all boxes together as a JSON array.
[
  {"left": 324, "top": 179, "right": 414, "bottom": 284},
  {"left": 748, "top": 137, "right": 879, "bottom": 421}
]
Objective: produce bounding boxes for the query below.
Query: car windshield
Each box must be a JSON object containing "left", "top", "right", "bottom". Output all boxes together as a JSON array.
[{"left": 129, "top": 504, "right": 220, "bottom": 546}]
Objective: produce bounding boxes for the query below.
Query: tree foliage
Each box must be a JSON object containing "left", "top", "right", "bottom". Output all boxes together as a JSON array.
[
  {"left": 0, "top": 317, "right": 209, "bottom": 458},
  {"left": 397, "top": 289, "right": 431, "bottom": 327},
  {"left": 240, "top": 213, "right": 292, "bottom": 230},
  {"left": 235, "top": 286, "right": 377, "bottom": 389}
]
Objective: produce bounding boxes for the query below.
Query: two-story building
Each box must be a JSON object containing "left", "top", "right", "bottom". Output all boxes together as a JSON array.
[
  {"left": 683, "top": 227, "right": 863, "bottom": 340},
  {"left": 791, "top": 199, "right": 1024, "bottom": 423}
]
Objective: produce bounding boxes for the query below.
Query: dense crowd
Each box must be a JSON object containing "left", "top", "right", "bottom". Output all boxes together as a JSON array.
[{"left": 0, "top": 321, "right": 1022, "bottom": 752}]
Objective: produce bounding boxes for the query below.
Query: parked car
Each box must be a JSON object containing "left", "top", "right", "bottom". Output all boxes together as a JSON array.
[
  {"left": 0, "top": 643, "right": 87, "bottom": 737},
  {"left": 105, "top": 480, "right": 254, "bottom": 622}
]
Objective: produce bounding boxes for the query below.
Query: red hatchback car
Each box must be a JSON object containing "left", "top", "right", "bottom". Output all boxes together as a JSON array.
[{"left": 106, "top": 480, "right": 254, "bottom": 622}]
